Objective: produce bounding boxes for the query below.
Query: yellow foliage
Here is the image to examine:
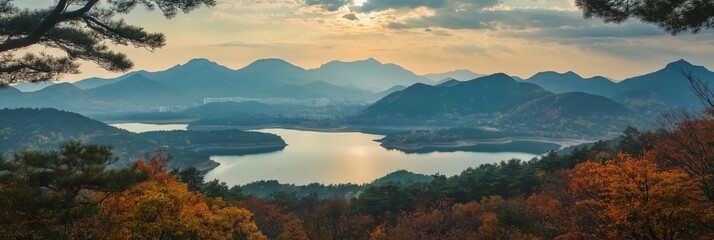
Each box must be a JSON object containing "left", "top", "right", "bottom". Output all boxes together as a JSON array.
[
  {"left": 98, "top": 156, "right": 266, "bottom": 239},
  {"left": 565, "top": 154, "right": 714, "bottom": 239}
]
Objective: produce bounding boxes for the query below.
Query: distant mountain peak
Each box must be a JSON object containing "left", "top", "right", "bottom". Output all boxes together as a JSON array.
[
  {"left": 530, "top": 71, "right": 583, "bottom": 80},
  {"left": 323, "top": 58, "right": 383, "bottom": 66},
  {"left": 178, "top": 58, "right": 222, "bottom": 69},
  {"left": 482, "top": 73, "right": 514, "bottom": 81},
  {"left": 664, "top": 59, "right": 694, "bottom": 70},
  {"left": 245, "top": 58, "right": 304, "bottom": 70},
  {"left": 564, "top": 71, "right": 580, "bottom": 77},
  {"left": 364, "top": 57, "right": 381, "bottom": 64},
  {"left": 44, "top": 82, "right": 80, "bottom": 90},
  {"left": 185, "top": 58, "right": 213, "bottom": 64},
  {"left": 122, "top": 73, "right": 152, "bottom": 81},
  {"left": 37, "top": 82, "right": 84, "bottom": 95}
]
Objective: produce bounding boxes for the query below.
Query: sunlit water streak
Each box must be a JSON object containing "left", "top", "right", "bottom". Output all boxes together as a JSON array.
[
  {"left": 204, "top": 128, "right": 541, "bottom": 185},
  {"left": 110, "top": 124, "right": 545, "bottom": 185}
]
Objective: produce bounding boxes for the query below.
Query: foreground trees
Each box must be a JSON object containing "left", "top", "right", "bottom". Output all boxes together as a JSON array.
[
  {"left": 3, "top": 111, "right": 714, "bottom": 239},
  {"left": 0, "top": 141, "right": 147, "bottom": 238},
  {"left": 576, "top": 0, "right": 714, "bottom": 34},
  {"left": 0, "top": 143, "right": 266, "bottom": 239},
  {"left": 99, "top": 150, "right": 266, "bottom": 239},
  {"left": 541, "top": 154, "right": 714, "bottom": 239},
  {"left": 0, "top": 0, "right": 215, "bottom": 86}
]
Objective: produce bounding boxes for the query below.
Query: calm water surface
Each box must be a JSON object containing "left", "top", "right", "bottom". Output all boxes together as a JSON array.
[
  {"left": 205, "top": 129, "right": 541, "bottom": 185},
  {"left": 110, "top": 124, "right": 544, "bottom": 185}
]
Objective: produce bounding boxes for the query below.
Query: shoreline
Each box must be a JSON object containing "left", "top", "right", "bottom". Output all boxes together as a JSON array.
[
  {"left": 188, "top": 123, "right": 453, "bottom": 135},
  {"left": 104, "top": 119, "right": 197, "bottom": 124},
  {"left": 377, "top": 137, "right": 591, "bottom": 150}
]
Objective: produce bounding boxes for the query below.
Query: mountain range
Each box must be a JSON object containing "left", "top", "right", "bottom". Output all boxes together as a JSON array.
[
  {"left": 352, "top": 73, "right": 641, "bottom": 138},
  {"left": 3, "top": 58, "right": 431, "bottom": 114},
  {"left": 1, "top": 58, "right": 711, "bottom": 132}
]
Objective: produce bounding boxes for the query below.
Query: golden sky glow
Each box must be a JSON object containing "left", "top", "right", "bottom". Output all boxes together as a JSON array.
[{"left": 18, "top": 0, "right": 714, "bottom": 82}]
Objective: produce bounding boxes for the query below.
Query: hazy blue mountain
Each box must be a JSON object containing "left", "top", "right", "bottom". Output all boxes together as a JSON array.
[
  {"left": 73, "top": 77, "right": 116, "bottom": 90},
  {"left": 68, "top": 58, "right": 435, "bottom": 102},
  {"left": 87, "top": 74, "right": 187, "bottom": 107},
  {"left": 614, "top": 59, "right": 714, "bottom": 110},
  {"left": 353, "top": 73, "right": 551, "bottom": 124},
  {"left": 423, "top": 69, "right": 483, "bottom": 81},
  {"left": 525, "top": 71, "right": 617, "bottom": 97},
  {"left": 74, "top": 59, "right": 235, "bottom": 95},
  {"left": 435, "top": 78, "right": 461, "bottom": 87},
  {"left": 0, "top": 86, "right": 21, "bottom": 95},
  {"left": 299, "top": 81, "right": 373, "bottom": 100},
  {"left": 185, "top": 101, "right": 303, "bottom": 117},
  {"left": 72, "top": 71, "right": 147, "bottom": 90},
  {"left": 308, "top": 58, "right": 430, "bottom": 91},
  {"left": 502, "top": 92, "right": 635, "bottom": 135},
  {"left": 0, "top": 87, "right": 23, "bottom": 108},
  {"left": 6, "top": 83, "right": 99, "bottom": 112},
  {"left": 234, "top": 58, "right": 308, "bottom": 84},
  {"left": 374, "top": 85, "right": 407, "bottom": 99},
  {"left": 12, "top": 81, "right": 55, "bottom": 92}
]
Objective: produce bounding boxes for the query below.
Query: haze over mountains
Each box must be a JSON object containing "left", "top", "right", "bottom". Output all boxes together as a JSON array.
[
  {"left": 352, "top": 73, "right": 638, "bottom": 137},
  {"left": 423, "top": 69, "right": 484, "bottom": 82},
  {"left": 2, "top": 58, "right": 712, "bottom": 137}
]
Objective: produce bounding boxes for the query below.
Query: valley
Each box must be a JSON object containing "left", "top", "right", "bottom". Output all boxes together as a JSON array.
[{"left": 2, "top": 57, "right": 712, "bottom": 182}]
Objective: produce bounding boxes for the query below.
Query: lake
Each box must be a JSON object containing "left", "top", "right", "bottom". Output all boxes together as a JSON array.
[
  {"left": 205, "top": 129, "right": 543, "bottom": 185},
  {"left": 111, "top": 123, "right": 188, "bottom": 133},
  {"left": 111, "top": 124, "right": 546, "bottom": 185}
]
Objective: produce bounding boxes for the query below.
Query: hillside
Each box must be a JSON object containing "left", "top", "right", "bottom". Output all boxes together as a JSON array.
[
  {"left": 0, "top": 108, "right": 286, "bottom": 170},
  {"left": 423, "top": 69, "right": 483, "bottom": 81},
  {"left": 88, "top": 74, "right": 189, "bottom": 106},
  {"left": 308, "top": 58, "right": 430, "bottom": 91},
  {"left": 140, "top": 130, "right": 286, "bottom": 155},
  {"left": 502, "top": 92, "right": 635, "bottom": 136},
  {"left": 614, "top": 59, "right": 714, "bottom": 110},
  {"left": 352, "top": 73, "right": 551, "bottom": 125},
  {"left": 524, "top": 71, "right": 617, "bottom": 97}
]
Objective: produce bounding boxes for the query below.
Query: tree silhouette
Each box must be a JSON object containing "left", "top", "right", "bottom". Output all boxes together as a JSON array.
[
  {"left": 0, "top": 0, "right": 215, "bottom": 87},
  {"left": 576, "top": 0, "right": 714, "bottom": 35}
]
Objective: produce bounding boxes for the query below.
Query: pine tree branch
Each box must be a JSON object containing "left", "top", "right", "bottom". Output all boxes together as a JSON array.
[{"left": 0, "top": 0, "right": 99, "bottom": 52}]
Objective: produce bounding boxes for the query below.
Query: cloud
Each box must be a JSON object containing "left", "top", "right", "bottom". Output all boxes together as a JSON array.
[
  {"left": 388, "top": 8, "right": 590, "bottom": 30},
  {"left": 356, "top": 0, "right": 449, "bottom": 12},
  {"left": 342, "top": 13, "right": 359, "bottom": 20},
  {"left": 503, "top": 22, "right": 665, "bottom": 40},
  {"left": 305, "top": 0, "right": 352, "bottom": 11}
]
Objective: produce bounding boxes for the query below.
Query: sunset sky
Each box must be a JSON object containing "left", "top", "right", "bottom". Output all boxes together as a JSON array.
[{"left": 19, "top": 0, "right": 714, "bottom": 82}]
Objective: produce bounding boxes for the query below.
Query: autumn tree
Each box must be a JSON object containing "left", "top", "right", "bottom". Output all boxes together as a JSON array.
[
  {"left": 552, "top": 154, "right": 714, "bottom": 239},
  {"left": 0, "top": 0, "right": 215, "bottom": 86},
  {"left": 381, "top": 197, "right": 540, "bottom": 240},
  {"left": 650, "top": 110, "right": 714, "bottom": 203},
  {"left": 98, "top": 150, "right": 266, "bottom": 239},
  {"left": 302, "top": 197, "right": 375, "bottom": 240},
  {"left": 0, "top": 141, "right": 147, "bottom": 239},
  {"left": 235, "top": 197, "right": 309, "bottom": 240}
]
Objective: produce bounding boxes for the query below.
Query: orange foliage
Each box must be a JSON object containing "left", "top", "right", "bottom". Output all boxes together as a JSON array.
[
  {"left": 302, "top": 197, "right": 374, "bottom": 240},
  {"left": 648, "top": 113, "right": 714, "bottom": 202},
  {"left": 384, "top": 197, "right": 539, "bottom": 240},
  {"left": 548, "top": 154, "right": 714, "bottom": 239},
  {"left": 235, "top": 197, "right": 308, "bottom": 240},
  {"left": 98, "top": 152, "right": 266, "bottom": 239}
]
